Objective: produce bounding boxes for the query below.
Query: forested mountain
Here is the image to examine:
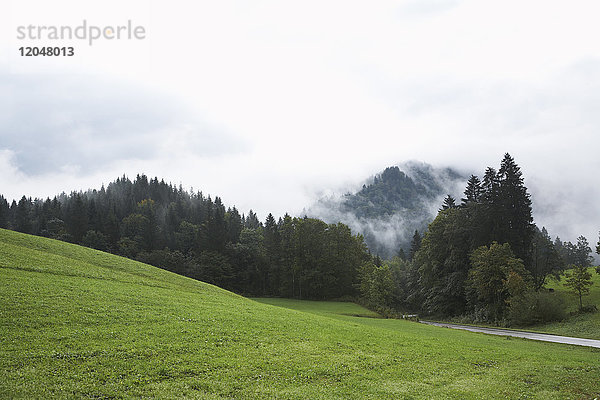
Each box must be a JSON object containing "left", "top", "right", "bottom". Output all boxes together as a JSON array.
[
  {"left": 357, "top": 154, "right": 599, "bottom": 324},
  {"left": 0, "top": 175, "right": 370, "bottom": 300},
  {"left": 306, "top": 162, "right": 466, "bottom": 258}
]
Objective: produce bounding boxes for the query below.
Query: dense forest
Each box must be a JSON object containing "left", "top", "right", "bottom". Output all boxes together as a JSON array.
[
  {"left": 0, "top": 175, "right": 370, "bottom": 300},
  {"left": 1, "top": 153, "right": 598, "bottom": 325},
  {"left": 357, "top": 154, "right": 599, "bottom": 324}
]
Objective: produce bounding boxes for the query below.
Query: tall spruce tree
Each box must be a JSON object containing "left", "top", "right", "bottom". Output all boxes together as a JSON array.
[
  {"left": 225, "top": 207, "right": 243, "bottom": 243},
  {"left": 481, "top": 167, "right": 500, "bottom": 204},
  {"left": 14, "top": 196, "right": 32, "bottom": 233},
  {"left": 409, "top": 230, "right": 422, "bottom": 261},
  {"left": 67, "top": 193, "right": 88, "bottom": 242},
  {"left": 461, "top": 175, "right": 483, "bottom": 205},
  {"left": 440, "top": 195, "right": 457, "bottom": 211},
  {"left": 497, "top": 153, "right": 534, "bottom": 266},
  {"left": 0, "top": 195, "right": 9, "bottom": 228},
  {"left": 573, "top": 235, "right": 593, "bottom": 268}
]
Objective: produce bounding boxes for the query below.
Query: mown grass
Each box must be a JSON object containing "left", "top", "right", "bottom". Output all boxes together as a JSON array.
[
  {"left": 1, "top": 229, "right": 599, "bottom": 399},
  {"left": 528, "top": 268, "right": 600, "bottom": 340}
]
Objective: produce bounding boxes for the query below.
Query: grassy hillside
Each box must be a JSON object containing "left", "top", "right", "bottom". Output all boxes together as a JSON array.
[
  {"left": 252, "top": 298, "right": 381, "bottom": 319},
  {"left": 529, "top": 269, "right": 600, "bottom": 340},
  {"left": 1, "top": 229, "right": 599, "bottom": 399}
]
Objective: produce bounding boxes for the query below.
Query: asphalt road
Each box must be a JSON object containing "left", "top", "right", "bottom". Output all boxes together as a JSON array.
[{"left": 421, "top": 321, "right": 600, "bottom": 348}]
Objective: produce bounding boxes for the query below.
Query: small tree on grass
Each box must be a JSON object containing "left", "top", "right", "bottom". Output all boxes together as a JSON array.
[{"left": 564, "top": 265, "right": 593, "bottom": 311}]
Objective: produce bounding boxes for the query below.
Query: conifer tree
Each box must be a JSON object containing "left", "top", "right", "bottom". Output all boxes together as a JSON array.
[
  {"left": 0, "top": 195, "right": 9, "bottom": 228},
  {"left": 67, "top": 193, "right": 88, "bottom": 242},
  {"left": 397, "top": 247, "right": 407, "bottom": 261},
  {"left": 481, "top": 167, "right": 500, "bottom": 204},
  {"left": 15, "top": 196, "right": 32, "bottom": 234},
  {"left": 244, "top": 210, "right": 261, "bottom": 229},
  {"left": 573, "top": 235, "right": 593, "bottom": 268},
  {"left": 461, "top": 175, "right": 483, "bottom": 205},
  {"left": 497, "top": 153, "right": 534, "bottom": 265},
  {"left": 225, "top": 207, "right": 243, "bottom": 243},
  {"left": 409, "top": 230, "right": 422, "bottom": 261},
  {"left": 207, "top": 197, "right": 227, "bottom": 252},
  {"left": 440, "top": 195, "right": 457, "bottom": 211}
]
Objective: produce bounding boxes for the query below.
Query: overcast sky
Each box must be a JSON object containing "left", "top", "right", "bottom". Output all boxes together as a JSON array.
[{"left": 1, "top": 0, "right": 599, "bottom": 244}]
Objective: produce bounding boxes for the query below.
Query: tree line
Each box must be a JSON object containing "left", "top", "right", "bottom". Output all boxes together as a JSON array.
[
  {"left": 1, "top": 154, "right": 598, "bottom": 325},
  {"left": 0, "top": 175, "right": 369, "bottom": 299},
  {"left": 357, "top": 153, "right": 599, "bottom": 324}
]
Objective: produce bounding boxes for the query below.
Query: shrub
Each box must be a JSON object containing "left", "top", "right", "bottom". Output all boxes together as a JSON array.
[
  {"left": 508, "top": 290, "right": 566, "bottom": 326},
  {"left": 573, "top": 304, "right": 598, "bottom": 315}
]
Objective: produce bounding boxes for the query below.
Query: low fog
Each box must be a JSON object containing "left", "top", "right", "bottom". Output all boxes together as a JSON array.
[{"left": 305, "top": 162, "right": 468, "bottom": 259}]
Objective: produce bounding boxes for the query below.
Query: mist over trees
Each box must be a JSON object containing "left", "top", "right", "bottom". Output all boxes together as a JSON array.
[
  {"left": 306, "top": 162, "right": 466, "bottom": 259},
  {"left": 0, "top": 175, "right": 369, "bottom": 300},
  {"left": 1, "top": 153, "right": 596, "bottom": 325},
  {"left": 357, "top": 153, "right": 596, "bottom": 324}
]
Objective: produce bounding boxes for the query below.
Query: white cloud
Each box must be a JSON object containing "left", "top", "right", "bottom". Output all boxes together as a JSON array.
[{"left": 1, "top": 0, "right": 599, "bottom": 244}]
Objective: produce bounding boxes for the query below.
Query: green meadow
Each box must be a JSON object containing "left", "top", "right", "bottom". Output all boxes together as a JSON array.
[
  {"left": 526, "top": 270, "right": 600, "bottom": 340},
  {"left": 1, "top": 229, "right": 599, "bottom": 399}
]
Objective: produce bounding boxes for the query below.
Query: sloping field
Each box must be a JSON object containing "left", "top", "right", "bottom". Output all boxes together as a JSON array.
[
  {"left": 1, "top": 229, "right": 599, "bottom": 399},
  {"left": 530, "top": 269, "right": 600, "bottom": 340}
]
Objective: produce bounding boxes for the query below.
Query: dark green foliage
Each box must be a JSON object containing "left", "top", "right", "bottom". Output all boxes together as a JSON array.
[
  {"left": 496, "top": 153, "right": 534, "bottom": 264},
  {"left": 408, "top": 230, "right": 421, "bottom": 261},
  {"left": 0, "top": 174, "right": 370, "bottom": 300},
  {"left": 358, "top": 255, "right": 412, "bottom": 314},
  {"left": 194, "top": 251, "right": 233, "bottom": 288},
  {"left": 244, "top": 210, "right": 261, "bottom": 229},
  {"left": 81, "top": 230, "right": 108, "bottom": 251},
  {"left": 507, "top": 290, "right": 567, "bottom": 326},
  {"left": 175, "top": 221, "right": 200, "bottom": 254},
  {"left": 358, "top": 260, "right": 396, "bottom": 312},
  {"left": 349, "top": 167, "right": 423, "bottom": 217},
  {"left": 225, "top": 207, "right": 243, "bottom": 243},
  {"left": 461, "top": 175, "right": 482, "bottom": 205},
  {"left": 14, "top": 196, "right": 32, "bottom": 234},
  {"left": 136, "top": 249, "right": 194, "bottom": 276},
  {"left": 411, "top": 154, "right": 546, "bottom": 320},
  {"left": 573, "top": 236, "right": 593, "bottom": 268},
  {"left": 45, "top": 218, "right": 67, "bottom": 239},
  {"left": 467, "top": 242, "right": 528, "bottom": 322},
  {"left": 440, "top": 194, "right": 456, "bottom": 211},
  {"left": 0, "top": 195, "right": 9, "bottom": 229},
  {"left": 120, "top": 213, "right": 152, "bottom": 253},
  {"left": 66, "top": 194, "right": 88, "bottom": 242},
  {"left": 415, "top": 208, "right": 471, "bottom": 316},
  {"left": 530, "top": 227, "right": 563, "bottom": 290},
  {"left": 396, "top": 247, "right": 407, "bottom": 260}
]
